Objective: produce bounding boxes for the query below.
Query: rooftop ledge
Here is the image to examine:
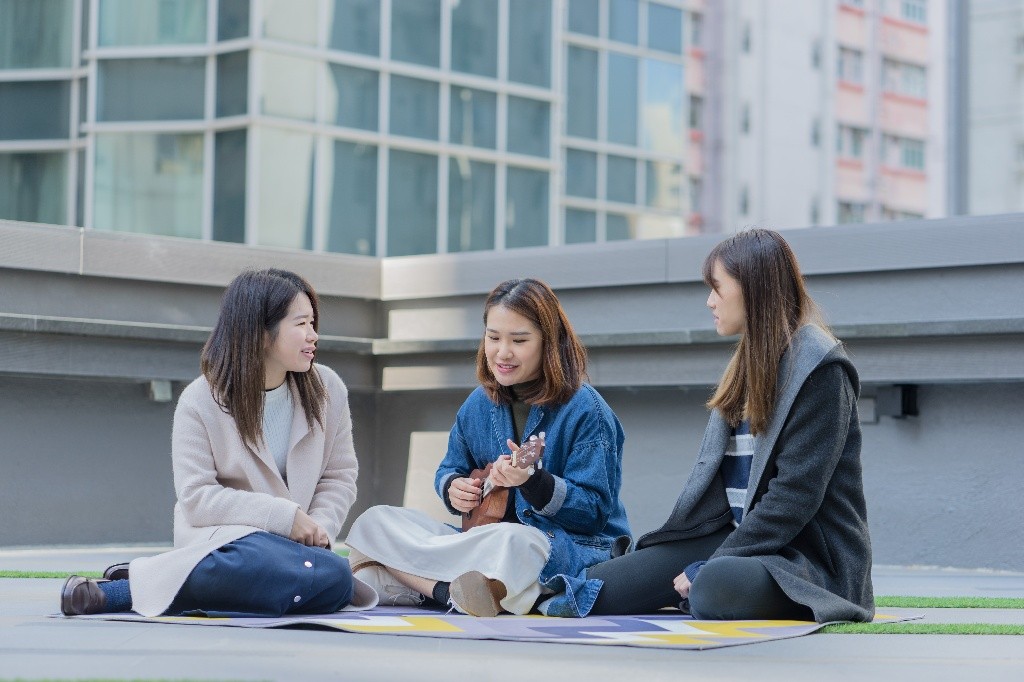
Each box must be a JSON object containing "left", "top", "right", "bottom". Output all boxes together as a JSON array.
[{"left": 4, "top": 313, "right": 1021, "bottom": 356}]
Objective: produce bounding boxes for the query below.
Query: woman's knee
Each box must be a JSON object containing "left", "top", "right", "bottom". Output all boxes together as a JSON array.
[{"left": 687, "top": 556, "right": 775, "bottom": 620}]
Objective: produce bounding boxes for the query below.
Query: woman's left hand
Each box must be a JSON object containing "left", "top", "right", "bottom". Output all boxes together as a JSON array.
[
  {"left": 673, "top": 571, "right": 692, "bottom": 599},
  {"left": 490, "top": 452, "right": 532, "bottom": 487}
]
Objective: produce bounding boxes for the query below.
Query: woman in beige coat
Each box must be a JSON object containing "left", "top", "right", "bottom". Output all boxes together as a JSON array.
[{"left": 61, "top": 269, "right": 372, "bottom": 617}]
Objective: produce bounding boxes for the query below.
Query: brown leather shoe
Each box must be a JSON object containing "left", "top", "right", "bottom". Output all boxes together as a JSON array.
[
  {"left": 449, "top": 570, "right": 507, "bottom": 617},
  {"left": 102, "top": 562, "right": 129, "bottom": 581},
  {"left": 61, "top": 576, "right": 109, "bottom": 616}
]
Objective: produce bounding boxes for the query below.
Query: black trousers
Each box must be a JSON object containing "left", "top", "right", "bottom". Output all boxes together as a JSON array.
[{"left": 587, "top": 526, "right": 813, "bottom": 620}]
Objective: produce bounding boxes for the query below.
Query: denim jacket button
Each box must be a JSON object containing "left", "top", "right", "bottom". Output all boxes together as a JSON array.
[{"left": 523, "top": 510, "right": 533, "bottom": 518}]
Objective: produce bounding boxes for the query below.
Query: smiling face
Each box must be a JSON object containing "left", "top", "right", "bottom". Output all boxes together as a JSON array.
[
  {"left": 706, "top": 259, "right": 746, "bottom": 337},
  {"left": 484, "top": 305, "right": 543, "bottom": 387},
  {"left": 263, "top": 293, "right": 318, "bottom": 389}
]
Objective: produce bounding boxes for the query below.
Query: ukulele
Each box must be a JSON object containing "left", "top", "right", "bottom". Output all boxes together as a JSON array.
[{"left": 461, "top": 432, "right": 546, "bottom": 532}]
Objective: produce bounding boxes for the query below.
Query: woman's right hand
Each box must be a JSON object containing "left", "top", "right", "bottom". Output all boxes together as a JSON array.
[
  {"left": 449, "top": 476, "right": 484, "bottom": 513},
  {"left": 290, "top": 508, "right": 329, "bottom": 547}
]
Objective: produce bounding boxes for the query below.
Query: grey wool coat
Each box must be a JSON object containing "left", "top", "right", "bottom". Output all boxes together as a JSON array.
[
  {"left": 637, "top": 324, "right": 874, "bottom": 623},
  {"left": 128, "top": 364, "right": 359, "bottom": 617}
]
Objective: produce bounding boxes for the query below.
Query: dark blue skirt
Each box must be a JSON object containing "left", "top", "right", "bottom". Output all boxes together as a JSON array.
[{"left": 166, "top": 531, "right": 353, "bottom": 617}]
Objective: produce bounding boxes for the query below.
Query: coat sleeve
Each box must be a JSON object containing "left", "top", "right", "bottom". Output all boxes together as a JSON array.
[
  {"left": 172, "top": 391, "right": 299, "bottom": 538},
  {"left": 531, "top": 405, "right": 622, "bottom": 535},
  {"left": 710, "top": 362, "right": 855, "bottom": 560},
  {"left": 306, "top": 375, "right": 359, "bottom": 544}
]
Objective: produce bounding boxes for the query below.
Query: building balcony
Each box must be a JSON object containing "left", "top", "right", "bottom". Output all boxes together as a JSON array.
[
  {"left": 879, "top": 165, "right": 927, "bottom": 213},
  {"left": 837, "top": 81, "right": 870, "bottom": 126},
  {"left": 837, "top": 3, "right": 868, "bottom": 47},
  {"left": 880, "top": 16, "right": 929, "bottom": 63},
  {"left": 880, "top": 91, "right": 928, "bottom": 137}
]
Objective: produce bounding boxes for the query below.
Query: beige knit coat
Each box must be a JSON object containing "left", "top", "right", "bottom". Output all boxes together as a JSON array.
[{"left": 129, "top": 364, "right": 358, "bottom": 616}]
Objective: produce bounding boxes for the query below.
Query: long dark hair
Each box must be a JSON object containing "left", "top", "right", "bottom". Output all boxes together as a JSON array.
[
  {"left": 476, "top": 278, "right": 588, "bottom": 406},
  {"left": 703, "top": 229, "right": 829, "bottom": 435},
  {"left": 201, "top": 268, "right": 327, "bottom": 451}
]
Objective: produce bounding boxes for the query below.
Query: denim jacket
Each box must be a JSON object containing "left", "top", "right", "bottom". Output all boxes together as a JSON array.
[{"left": 434, "top": 383, "right": 632, "bottom": 617}]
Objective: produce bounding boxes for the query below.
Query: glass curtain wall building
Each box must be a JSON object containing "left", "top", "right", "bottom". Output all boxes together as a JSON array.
[{"left": 0, "top": 0, "right": 693, "bottom": 255}]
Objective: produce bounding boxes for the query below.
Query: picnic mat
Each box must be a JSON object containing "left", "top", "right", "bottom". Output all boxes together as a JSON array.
[{"left": 72, "top": 606, "right": 919, "bottom": 650}]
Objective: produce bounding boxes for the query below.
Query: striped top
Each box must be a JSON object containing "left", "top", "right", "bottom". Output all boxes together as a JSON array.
[{"left": 720, "top": 421, "right": 753, "bottom": 524}]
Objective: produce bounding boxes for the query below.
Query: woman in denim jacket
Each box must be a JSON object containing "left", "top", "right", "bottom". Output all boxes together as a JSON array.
[{"left": 346, "top": 278, "right": 631, "bottom": 617}]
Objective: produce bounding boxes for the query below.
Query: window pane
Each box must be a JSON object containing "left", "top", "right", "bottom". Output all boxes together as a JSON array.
[
  {"left": 609, "top": 0, "right": 638, "bottom": 44},
  {"left": 565, "top": 149, "right": 597, "bottom": 198},
  {"left": 568, "top": 0, "right": 599, "bottom": 36},
  {"left": 327, "top": 64, "right": 378, "bottom": 130},
  {"left": 392, "top": 0, "right": 440, "bottom": 67},
  {"left": 606, "top": 212, "right": 633, "bottom": 240},
  {"left": 261, "top": 0, "right": 317, "bottom": 46},
  {"left": 98, "top": 58, "right": 205, "bottom": 121},
  {"left": 509, "top": 0, "right": 551, "bottom": 87},
  {"left": 606, "top": 155, "right": 636, "bottom": 203},
  {"left": 261, "top": 52, "right": 317, "bottom": 121},
  {"left": 75, "top": 148, "right": 84, "bottom": 226},
  {"left": 81, "top": 0, "right": 90, "bottom": 59},
  {"left": 642, "top": 58, "right": 684, "bottom": 155},
  {"left": 329, "top": 0, "right": 380, "bottom": 55},
  {"left": 0, "top": 152, "right": 67, "bottom": 224},
  {"left": 450, "top": 86, "right": 497, "bottom": 148},
  {"left": 93, "top": 133, "right": 203, "bottom": 238},
  {"left": 566, "top": 47, "right": 598, "bottom": 138},
  {"left": 448, "top": 157, "right": 495, "bottom": 252},
  {"left": 506, "top": 167, "right": 548, "bottom": 248},
  {"left": 213, "top": 129, "right": 247, "bottom": 243},
  {"left": 257, "top": 128, "right": 314, "bottom": 249},
  {"left": 507, "top": 96, "right": 549, "bottom": 157},
  {"left": 646, "top": 160, "right": 682, "bottom": 210},
  {"left": 390, "top": 76, "right": 439, "bottom": 140},
  {"left": 329, "top": 141, "right": 377, "bottom": 256},
  {"left": 607, "top": 53, "right": 638, "bottom": 145},
  {"left": 565, "top": 209, "right": 596, "bottom": 244},
  {"left": 0, "top": 0, "right": 73, "bottom": 68},
  {"left": 216, "top": 51, "right": 248, "bottom": 117},
  {"left": 388, "top": 150, "right": 438, "bottom": 256},
  {"left": 451, "top": 0, "right": 497, "bottom": 77},
  {"left": 0, "top": 81, "right": 70, "bottom": 140},
  {"left": 218, "top": 0, "right": 250, "bottom": 40},
  {"left": 648, "top": 3, "right": 682, "bottom": 53},
  {"left": 99, "top": 0, "right": 206, "bottom": 46}
]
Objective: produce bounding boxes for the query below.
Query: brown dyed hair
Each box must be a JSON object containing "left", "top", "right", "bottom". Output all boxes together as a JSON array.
[
  {"left": 476, "top": 278, "right": 588, "bottom": 406},
  {"left": 703, "top": 229, "right": 830, "bottom": 435},
  {"left": 201, "top": 268, "right": 327, "bottom": 452}
]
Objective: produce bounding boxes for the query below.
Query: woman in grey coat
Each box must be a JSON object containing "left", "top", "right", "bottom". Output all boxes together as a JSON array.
[{"left": 576, "top": 229, "right": 873, "bottom": 622}]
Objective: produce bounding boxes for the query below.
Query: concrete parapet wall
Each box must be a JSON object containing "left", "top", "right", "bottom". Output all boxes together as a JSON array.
[{"left": 1, "top": 216, "right": 1022, "bottom": 570}]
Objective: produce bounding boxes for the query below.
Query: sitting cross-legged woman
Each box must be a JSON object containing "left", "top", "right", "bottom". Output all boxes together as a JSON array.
[
  {"left": 61, "top": 269, "right": 373, "bottom": 618},
  {"left": 544, "top": 228, "right": 874, "bottom": 623},
  {"left": 346, "top": 278, "right": 631, "bottom": 617}
]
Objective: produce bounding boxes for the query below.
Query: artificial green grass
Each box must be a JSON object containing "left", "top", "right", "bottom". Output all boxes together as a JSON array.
[
  {"left": 821, "top": 622, "right": 1024, "bottom": 635},
  {"left": 0, "top": 570, "right": 103, "bottom": 579},
  {"left": 875, "top": 595, "right": 1024, "bottom": 609}
]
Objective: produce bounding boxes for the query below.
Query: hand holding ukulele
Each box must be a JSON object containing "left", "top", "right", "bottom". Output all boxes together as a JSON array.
[{"left": 461, "top": 433, "right": 545, "bottom": 531}]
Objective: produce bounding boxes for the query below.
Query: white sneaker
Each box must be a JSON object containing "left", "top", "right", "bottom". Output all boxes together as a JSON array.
[{"left": 353, "top": 565, "right": 425, "bottom": 607}]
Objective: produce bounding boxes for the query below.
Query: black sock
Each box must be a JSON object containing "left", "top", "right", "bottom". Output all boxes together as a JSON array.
[{"left": 432, "top": 581, "right": 451, "bottom": 605}]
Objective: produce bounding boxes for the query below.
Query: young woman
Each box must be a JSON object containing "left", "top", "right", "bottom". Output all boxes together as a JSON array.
[
  {"left": 61, "top": 268, "right": 373, "bottom": 617},
  {"left": 346, "top": 278, "right": 631, "bottom": 617},
  {"left": 548, "top": 228, "right": 874, "bottom": 622}
]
